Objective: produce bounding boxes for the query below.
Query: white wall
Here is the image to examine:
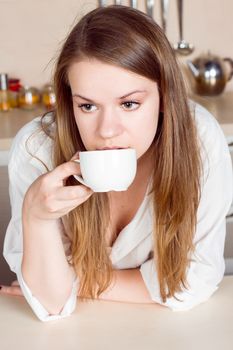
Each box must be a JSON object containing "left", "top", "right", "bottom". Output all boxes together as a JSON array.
[{"left": 0, "top": 0, "right": 233, "bottom": 91}]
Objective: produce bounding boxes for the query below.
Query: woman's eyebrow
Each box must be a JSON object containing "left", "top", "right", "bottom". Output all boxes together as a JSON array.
[
  {"left": 118, "top": 90, "right": 147, "bottom": 99},
  {"left": 72, "top": 94, "right": 95, "bottom": 103},
  {"left": 72, "top": 90, "right": 147, "bottom": 103}
]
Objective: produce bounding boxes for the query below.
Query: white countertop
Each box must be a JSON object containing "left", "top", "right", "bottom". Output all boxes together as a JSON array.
[
  {"left": 1, "top": 276, "right": 233, "bottom": 350},
  {"left": 191, "top": 91, "right": 233, "bottom": 139},
  {"left": 0, "top": 106, "right": 46, "bottom": 151}
]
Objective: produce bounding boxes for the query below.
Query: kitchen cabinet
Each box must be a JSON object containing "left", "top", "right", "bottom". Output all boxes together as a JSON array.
[{"left": 0, "top": 107, "right": 45, "bottom": 283}]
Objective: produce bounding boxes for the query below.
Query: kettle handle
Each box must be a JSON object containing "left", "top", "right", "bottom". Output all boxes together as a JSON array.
[{"left": 223, "top": 57, "right": 233, "bottom": 81}]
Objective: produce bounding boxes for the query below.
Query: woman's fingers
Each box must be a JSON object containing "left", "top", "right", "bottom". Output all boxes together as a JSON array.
[
  {"left": 0, "top": 285, "right": 23, "bottom": 297},
  {"left": 24, "top": 157, "right": 93, "bottom": 220},
  {"left": 56, "top": 184, "right": 93, "bottom": 201},
  {"left": 43, "top": 186, "right": 93, "bottom": 215},
  {"left": 49, "top": 161, "right": 81, "bottom": 183}
]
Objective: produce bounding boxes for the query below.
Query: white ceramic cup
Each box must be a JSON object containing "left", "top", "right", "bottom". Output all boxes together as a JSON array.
[{"left": 73, "top": 148, "right": 137, "bottom": 192}]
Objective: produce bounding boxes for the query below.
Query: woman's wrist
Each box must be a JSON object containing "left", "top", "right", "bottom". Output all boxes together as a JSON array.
[{"left": 22, "top": 193, "right": 58, "bottom": 223}]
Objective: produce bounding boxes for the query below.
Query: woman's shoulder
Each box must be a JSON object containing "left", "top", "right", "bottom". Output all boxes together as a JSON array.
[
  {"left": 9, "top": 113, "right": 55, "bottom": 172},
  {"left": 190, "top": 101, "right": 229, "bottom": 164}
]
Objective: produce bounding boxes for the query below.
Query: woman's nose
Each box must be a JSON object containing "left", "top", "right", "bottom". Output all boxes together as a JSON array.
[{"left": 97, "top": 110, "right": 124, "bottom": 139}]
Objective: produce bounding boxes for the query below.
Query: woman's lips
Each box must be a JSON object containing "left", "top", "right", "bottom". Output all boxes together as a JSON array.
[{"left": 98, "top": 147, "right": 128, "bottom": 150}]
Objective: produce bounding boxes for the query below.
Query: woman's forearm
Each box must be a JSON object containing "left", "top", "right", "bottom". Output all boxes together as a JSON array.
[
  {"left": 98, "top": 268, "right": 154, "bottom": 304},
  {"left": 22, "top": 214, "right": 74, "bottom": 315}
]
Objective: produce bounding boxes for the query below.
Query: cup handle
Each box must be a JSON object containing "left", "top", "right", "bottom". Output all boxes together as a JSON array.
[{"left": 73, "top": 159, "right": 88, "bottom": 187}]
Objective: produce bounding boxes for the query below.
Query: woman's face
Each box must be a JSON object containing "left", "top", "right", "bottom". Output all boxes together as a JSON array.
[{"left": 68, "top": 58, "right": 160, "bottom": 160}]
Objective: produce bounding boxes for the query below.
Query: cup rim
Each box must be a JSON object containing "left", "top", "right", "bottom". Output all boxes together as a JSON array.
[{"left": 79, "top": 148, "right": 135, "bottom": 155}]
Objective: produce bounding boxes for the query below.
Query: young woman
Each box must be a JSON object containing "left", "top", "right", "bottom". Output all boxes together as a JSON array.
[{"left": 1, "top": 5, "right": 232, "bottom": 321}]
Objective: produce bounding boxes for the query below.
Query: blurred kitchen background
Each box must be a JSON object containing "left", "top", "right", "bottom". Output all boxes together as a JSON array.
[
  {"left": 1, "top": 0, "right": 233, "bottom": 283},
  {"left": 1, "top": 0, "right": 233, "bottom": 90}
]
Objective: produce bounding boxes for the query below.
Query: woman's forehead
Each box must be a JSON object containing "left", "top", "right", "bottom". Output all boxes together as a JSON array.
[{"left": 68, "top": 59, "right": 158, "bottom": 94}]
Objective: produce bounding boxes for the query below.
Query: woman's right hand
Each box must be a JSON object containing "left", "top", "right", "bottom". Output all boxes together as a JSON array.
[{"left": 23, "top": 159, "right": 93, "bottom": 221}]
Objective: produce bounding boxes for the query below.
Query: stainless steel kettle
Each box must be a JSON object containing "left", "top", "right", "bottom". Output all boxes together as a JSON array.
[{"left": 187, "top": 53, "right": 233, "bottom": 96}]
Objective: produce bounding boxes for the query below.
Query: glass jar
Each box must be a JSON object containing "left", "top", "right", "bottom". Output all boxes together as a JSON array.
[
  {"left": 0, "top": 73, "right": 11, "bottom": 112},
  {"left": 19, "top": 86, "right": 40, "bottom": 110},
  {"left": 41, "top": 84, "right": 56, "bottom": 110},
  {"left": 9, "top": 78, "right": 22, "bottom": 108}
]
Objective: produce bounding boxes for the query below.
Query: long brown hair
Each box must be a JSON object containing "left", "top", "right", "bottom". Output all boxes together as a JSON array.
[{"left": 47, "top": 5, "right": 201, "bottom": 302}]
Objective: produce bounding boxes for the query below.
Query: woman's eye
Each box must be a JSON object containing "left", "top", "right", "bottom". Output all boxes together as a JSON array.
[
  {"left": 121, "top": 101, "right": 140, "bottom": 111},
  {"left": 77, "top": 103, "right": 97, "bottom": 112}
]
